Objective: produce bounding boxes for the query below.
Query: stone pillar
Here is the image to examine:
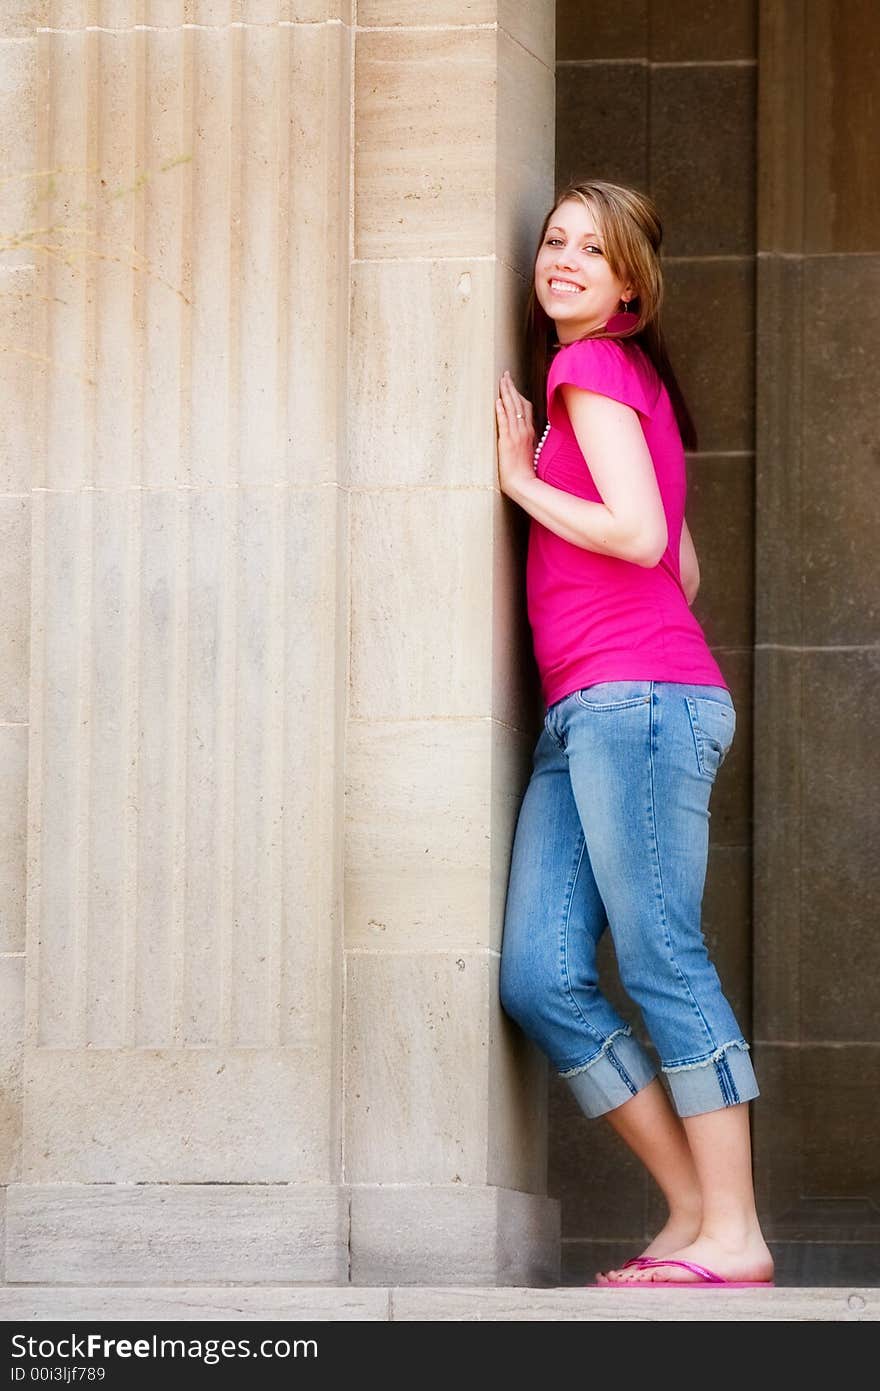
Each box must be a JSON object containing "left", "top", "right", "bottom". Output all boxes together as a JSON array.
[
  {"left": 0, "top": 1, "right": 38, "bottom": 1271},
  {"left": 6, "top": 2, "right": 352, "bottom": 1284},
  {"left": 344, "top": 3, "right": 559, "bottom": 1285},
  {"left": 754, "top": 0, "right": 880, "bottom": 1283},
  {"left": 3, "top": 1, "right": 559, "bottom": 1287}
]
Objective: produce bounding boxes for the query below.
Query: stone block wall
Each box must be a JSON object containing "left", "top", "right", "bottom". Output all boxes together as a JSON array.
[
  {"left": 753, "top": 0, "right": 880, "bottom": 1285},
  {"left": 552, "top": 0, "right": 879, "bottom": 1287},
  {"left": 551, "top": 0, "right": 758, "bottom": 1283}
]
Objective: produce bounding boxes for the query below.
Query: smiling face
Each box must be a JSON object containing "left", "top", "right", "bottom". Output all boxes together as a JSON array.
[{"left": 534, "top": 197, "right": 635, "bottom": 343}]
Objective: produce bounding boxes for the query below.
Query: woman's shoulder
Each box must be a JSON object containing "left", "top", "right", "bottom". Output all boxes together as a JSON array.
[
  {"left": 553, "top": 333, "right": 651, "bottom": 372},
  {"left": 547, "top": 334, "right": 662, "bottom": 420}
]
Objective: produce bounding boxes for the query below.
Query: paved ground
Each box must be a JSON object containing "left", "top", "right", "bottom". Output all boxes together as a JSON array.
[{"left": 0, "top": 1285, "right": 877, "bottom": 1320}]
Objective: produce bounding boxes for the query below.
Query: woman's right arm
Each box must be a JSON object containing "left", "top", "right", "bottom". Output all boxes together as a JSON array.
[
  {"left": 679, "top": 516, "right": 700, "bottom": 606},
  {"left": 509, "top": 382, "right": 668, "bottom": 565}
]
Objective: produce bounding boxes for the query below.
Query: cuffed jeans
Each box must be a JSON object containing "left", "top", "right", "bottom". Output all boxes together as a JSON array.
[{"left": 499, "top": 680, "right": 759, "bottom": 1119}]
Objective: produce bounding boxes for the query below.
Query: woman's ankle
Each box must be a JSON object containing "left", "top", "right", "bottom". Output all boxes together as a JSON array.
[
  {"left": 699, "top": 1215, "right": 767, "bottom": 1249},
  {"left": 664, "top": 1194, "right": 703, "bottom": 1228}
]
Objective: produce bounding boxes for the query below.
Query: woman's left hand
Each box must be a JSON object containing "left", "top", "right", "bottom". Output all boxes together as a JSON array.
[{"left": 495, "top": 370, "right": 536, "bottom": 499}]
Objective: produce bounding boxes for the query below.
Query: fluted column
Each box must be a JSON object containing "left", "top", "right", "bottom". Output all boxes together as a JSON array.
[
  {"left": 7, "top": 1, "right": 351, "bottom": 1284},
  {"left": 0, "top": 2, "right": 40, "bottom": 1263},
  {"left": 3, "top": 0, "right": 559, "bottom": 1289},
  {"left": 344, "top": 2, "right": 558, "bottom": 1284}
]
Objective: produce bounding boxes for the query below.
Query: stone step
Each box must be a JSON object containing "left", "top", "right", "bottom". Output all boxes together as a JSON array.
[{"left": 0, "top": 1285, "right": 877, "bottom": 1321}]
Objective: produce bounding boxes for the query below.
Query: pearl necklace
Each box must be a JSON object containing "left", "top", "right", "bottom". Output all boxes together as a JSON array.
[{"left": 533, "top": 420, "right": 551, "bottom": 473}]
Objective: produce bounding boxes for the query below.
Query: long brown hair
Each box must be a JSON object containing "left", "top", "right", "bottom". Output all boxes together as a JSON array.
[{"left": 525, "top": 179, "right": 698, "bottom": 451}]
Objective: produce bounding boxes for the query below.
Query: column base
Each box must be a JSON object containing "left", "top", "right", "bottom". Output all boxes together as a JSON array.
[
  {"left": 4, "top": 1184, "right": 349, "bottom": 1285},
  {"left": 349, "top": 1184, "right": 560, "bottom": 1286},
  {"left": 4, "top": 1183, "right": 560, "bottom": 1287}
]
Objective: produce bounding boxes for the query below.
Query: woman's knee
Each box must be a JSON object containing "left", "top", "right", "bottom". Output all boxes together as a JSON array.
[
  {"left": 499, "top": 955, "right": 557, "bottom": 1036},
  {"left": 498, "top": 958, "right": 535, "bottom": 1027},
  {"left": 618, "top": 920, "right": 713, "bottom": 993}
]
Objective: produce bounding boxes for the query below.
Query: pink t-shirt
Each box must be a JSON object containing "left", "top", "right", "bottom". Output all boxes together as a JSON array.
[{"left": 527, "top": 334, "right": 729, "bottom": 709}]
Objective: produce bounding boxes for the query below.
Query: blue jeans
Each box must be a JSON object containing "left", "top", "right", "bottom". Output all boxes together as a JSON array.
[{"left": 499, "top": 680, "right": 759, "bottom": 1119}]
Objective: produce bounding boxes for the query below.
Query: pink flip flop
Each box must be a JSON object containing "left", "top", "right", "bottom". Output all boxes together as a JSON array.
[{"left": 596, "top": 1257, "right": 775, "bottom": 1288}]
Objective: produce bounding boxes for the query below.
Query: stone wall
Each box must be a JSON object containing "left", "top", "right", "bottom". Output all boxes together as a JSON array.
[
  {"left": 753, "top": 0, "right": 880, "bottom": 1285},
  {"left": 551, "top": 0, "right": 879, "bottom": 1287},
  {"left": 551, "top": 0, "right": 758, "bottom": 1283}
]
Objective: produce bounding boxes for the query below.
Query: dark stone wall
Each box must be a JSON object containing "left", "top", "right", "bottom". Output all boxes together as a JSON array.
[
  {"left": 552, "top": 0, "right": 879, "bottom": 1287},
  {"left": 551, "top": 0, "right": 759, "bottom": 1285},
  {"left": 753, "top": 0, "right": 880, "bottom": 1285}
]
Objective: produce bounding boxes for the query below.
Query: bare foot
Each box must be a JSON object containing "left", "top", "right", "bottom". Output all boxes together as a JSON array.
[
  {"left": 600, "top": 1230, "right": 774, "bottom": 1285},
  {"left": 594, "top": 1211, "right": 701, "bottom": 1285}
]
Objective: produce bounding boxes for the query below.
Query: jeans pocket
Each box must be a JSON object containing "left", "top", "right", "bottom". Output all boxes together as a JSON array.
[
  {"left": 574, "top": 681, "right": 652, "bottom": 712},
  {"left": 685, "top": 695, "right": 736, "bottom": 780}
]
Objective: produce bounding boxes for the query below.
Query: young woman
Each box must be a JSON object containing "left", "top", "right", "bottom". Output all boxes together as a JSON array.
[{"left": 495, "top": 180, "right": 773, "bottom": 1289}]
